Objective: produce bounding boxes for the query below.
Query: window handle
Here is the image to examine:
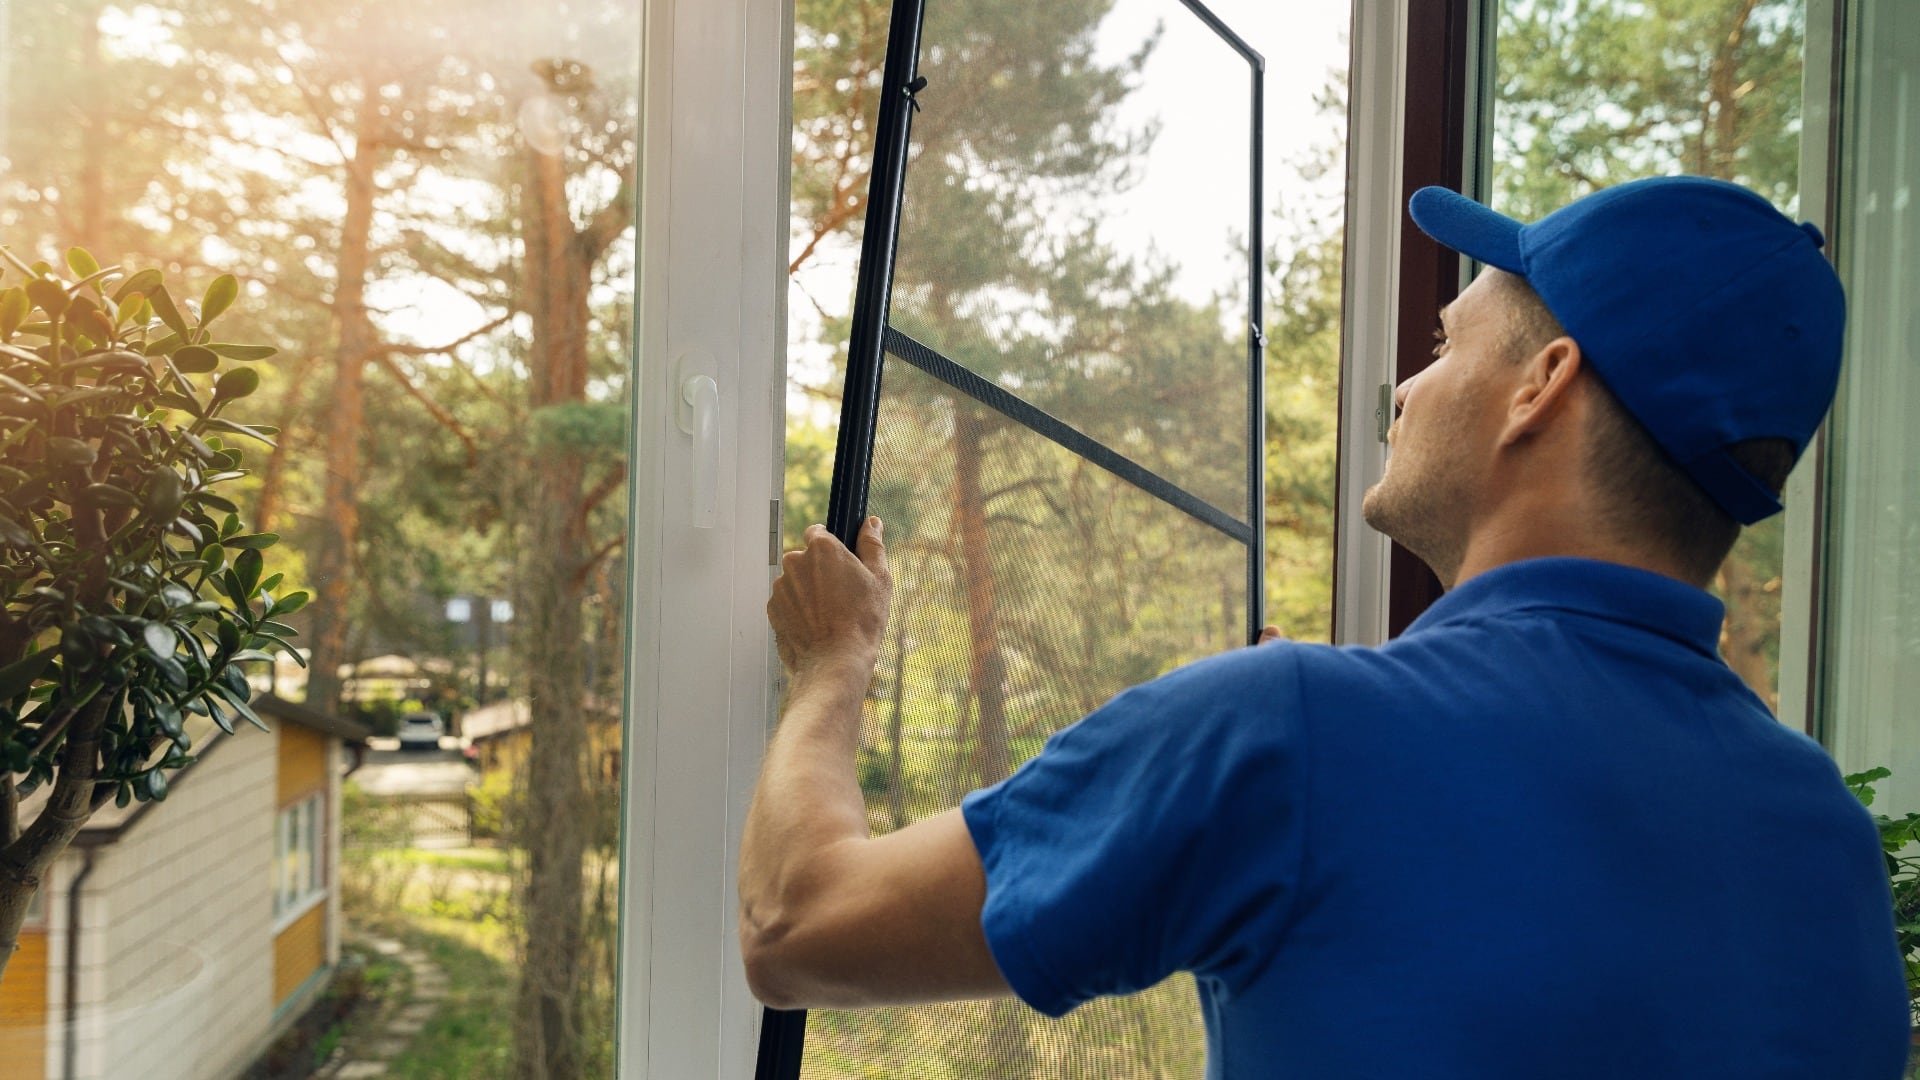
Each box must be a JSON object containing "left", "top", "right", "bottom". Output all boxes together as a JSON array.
[{"left": 681, "top": 374, "right": 719, "bottom": 529}]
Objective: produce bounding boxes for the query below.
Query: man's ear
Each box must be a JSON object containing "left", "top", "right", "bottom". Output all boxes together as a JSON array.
[{"left": 1499, "top": 336, "right": 1583, "bottom": 447}]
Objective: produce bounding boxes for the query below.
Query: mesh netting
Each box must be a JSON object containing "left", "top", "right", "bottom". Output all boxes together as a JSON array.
[{"left": 791, "top": 0, "right": 1258, "bottom": 1074}]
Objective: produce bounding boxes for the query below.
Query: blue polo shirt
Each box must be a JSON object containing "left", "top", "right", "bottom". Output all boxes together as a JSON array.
[{"left": 961, "top": 557, "right": 1909, "bottom": 1078}]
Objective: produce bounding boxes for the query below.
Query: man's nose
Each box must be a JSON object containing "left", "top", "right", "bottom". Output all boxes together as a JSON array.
[{"left": 1392, "top": 373, "right": 1418, "bottom": 413}]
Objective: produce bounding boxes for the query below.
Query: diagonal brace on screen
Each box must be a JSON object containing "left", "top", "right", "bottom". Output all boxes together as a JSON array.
[{"left": 884, "top": 327, "right": 1254, "bottom": 545}]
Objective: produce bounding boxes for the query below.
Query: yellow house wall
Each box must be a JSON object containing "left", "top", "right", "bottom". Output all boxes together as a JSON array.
[
  {"left": 271, "top": 904, "right": 326, "bottom": 1006},
  {"left": 276, "top": 724, "right": 328, "bottom": 805},
  {"left": 1, "top": 929, "right": 48, "bottom": 1080}
]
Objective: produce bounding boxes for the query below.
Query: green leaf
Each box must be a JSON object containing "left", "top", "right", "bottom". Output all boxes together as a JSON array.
[
  {"left": 142, "top": 621, "right": 177, "bottom": 663},
  {"left": 144, "top": 469, "right": 185, "bottom": 519},
  {"left": 45, "top": 437, "right": 98, "bottom": 467},
  {"left": 212, "top": 367, "right": 259, "bottom": 401},
  {"left": 112, "top": 268, "right": 163, "bottom": 305},
  {"left": 270, "top": 591, "right": 311, "bottom": 617},
  {"left": 0, "top": 648, "right": 58, "bottom": 701},
  {"left": 0, "top": 515, "right": 34, "bottom": 550},
  {"left": 172, "top": 345, "right": 219, "bottom": 374},
  {"left": 258, "top": 573, "right": 284, "bottom": 593},
  {"left": 64, "top": 248, "right": 100, "bottom": 280},
  {"left": 224, "top": 532, "right": 279, "bottom": 551},
  {"left": 0, "top": 372, "right": 44, "bottom": 402},
  {"left": 83, "top": 483, "right": 139, "bottom": 509},
  {"left": 153, "top": 392, "right": 204, "bottom": 417},
  {"left": 209, "top": 343, "right": 277, "bottom": 361},
  {"left": 200, "top": 275, "right": 239, "bottom": 325},
  {"left": 204, "top": 693, "right": 235, "bottom": 735},
  {"left": 143, "top": 768, "right": 168, "bottom": 801},
  {"left": 235, "top": 547, "right": 264, "bottom": 597},
  {"left": 115, "top": 782, "right": 132, "bottom": 809},
  {"left": 0, "top": 288, "right": 28, "bottom": 338},
  {"left": 200, "top": 418, "right": 276, "bottom": 446},
  {"left": 24, "top": 278, "right": 69, "bottom": 319},
  {"left": 148, "top": 286, "right": 189, "bottom": 337},
  {"left": 225, "top": 689, "right": 268, "bottom": 733}
]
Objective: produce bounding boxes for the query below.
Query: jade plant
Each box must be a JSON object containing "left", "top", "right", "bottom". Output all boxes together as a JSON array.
[
  {"left": 1846, "top": 767, "right": 1920, "bottom": 1019},
  {"left": 0, "top": 245, "right": 304, "bottom": 984}
]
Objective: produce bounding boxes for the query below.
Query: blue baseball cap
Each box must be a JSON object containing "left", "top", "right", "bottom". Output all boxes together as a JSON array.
[{"left": 1408, "top": 176, "right": 1845, "bottom": 524}]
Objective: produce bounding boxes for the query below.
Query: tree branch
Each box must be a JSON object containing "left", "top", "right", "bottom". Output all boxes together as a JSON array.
[
  {"left": 371, "top": 353, "right": 481, "bottom": 468},
  {"left": 569, "top": 532, "right": 626, "bottom": 592},
  {"left": 581, "top": 180, "right": 637, "bottom": 262},
  {"left": 579, "top": 461, "right": 628, "bottom": 521}
]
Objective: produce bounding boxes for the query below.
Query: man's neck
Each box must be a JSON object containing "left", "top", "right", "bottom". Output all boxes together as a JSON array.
[{"left": 1448, "top": 498, "right": 1702, "bottom": 592}]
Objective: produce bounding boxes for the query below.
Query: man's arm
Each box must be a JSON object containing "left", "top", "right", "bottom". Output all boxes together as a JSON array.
[{"left": 739, "top": 517, "right": 1013, "bottom": 1010}]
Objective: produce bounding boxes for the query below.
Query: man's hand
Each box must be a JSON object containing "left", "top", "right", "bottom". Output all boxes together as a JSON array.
[
  {"left": 768, "top": 516, "right": 892, "bottom": 681},
  {"left": 1259, "top": 625, "right": 1285, "bottom": 645}
]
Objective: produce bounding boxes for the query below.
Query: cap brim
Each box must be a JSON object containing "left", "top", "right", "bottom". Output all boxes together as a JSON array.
[{"left": 1409, "top": 187, "right": 1526, "bottom": 274}]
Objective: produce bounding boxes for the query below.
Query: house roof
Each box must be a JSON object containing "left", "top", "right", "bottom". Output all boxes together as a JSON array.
[
  {"left": 255, "top": 694, "right": 373, "bottom": 742},
  {"left": 461, "top": 695, "right": 619, "bottom": 742}
]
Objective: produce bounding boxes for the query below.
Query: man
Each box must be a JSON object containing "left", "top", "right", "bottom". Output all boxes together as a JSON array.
[{"left": 740, "top": 177, "right": 1911, "bottom": 1077}]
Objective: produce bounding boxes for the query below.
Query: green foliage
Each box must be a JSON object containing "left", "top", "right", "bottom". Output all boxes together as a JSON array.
[
  {"left": 0, "top": 245, "right": 297, "bottom": 806},
  {"left": 467, "top": 765, "right": 518, "bottom": 842},
  {"left": 1845, "top": 767, "right": 1920, "bottom": 1018}
]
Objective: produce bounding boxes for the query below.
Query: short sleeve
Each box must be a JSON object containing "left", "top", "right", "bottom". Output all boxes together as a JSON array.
[{"left": 960, "top": 644, "right": 1308, "bottom": 1018}]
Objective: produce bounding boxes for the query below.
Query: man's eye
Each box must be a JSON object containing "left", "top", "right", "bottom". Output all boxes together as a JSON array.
[{"left": 1431, "top": 324, "right": 1449, "bottom": 357}]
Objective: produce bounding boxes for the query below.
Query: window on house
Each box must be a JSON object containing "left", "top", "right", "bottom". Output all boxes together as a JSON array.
[
  {"left": 1485, "top": 0, "right": 1810, "bottom": 710},
  {"left": 275, "top": 794, "right": 326, "bottom": 922}
]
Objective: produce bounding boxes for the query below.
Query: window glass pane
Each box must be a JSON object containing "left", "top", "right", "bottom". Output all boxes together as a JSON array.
[
  {"left": 0, "top": 0, "right": 641, "bottom": 1075},
  {"left": 1822, "top": 0, "right": 1920, "bottom": 807},
  {"left": 784, "top": 0, "right": 1348, "bottom": 1073},
  {"left": 1490, "top": 0, "right": 1808, "bottom": 708}
]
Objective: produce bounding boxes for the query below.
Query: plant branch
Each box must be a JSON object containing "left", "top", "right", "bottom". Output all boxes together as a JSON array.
[
  {"left": 1, "top": 774, "right": 16, "bottom": 849},
  {"left": 0, "top": 692, "right": 113, "bottom": 895}
]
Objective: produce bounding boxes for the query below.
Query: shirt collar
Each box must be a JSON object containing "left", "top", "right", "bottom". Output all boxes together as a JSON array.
[{"left": 1402, "top": 557, "right": 1726, "bottom": 656}]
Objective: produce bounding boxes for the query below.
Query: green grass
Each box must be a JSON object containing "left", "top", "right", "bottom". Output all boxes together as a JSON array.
[
  {"left": 377, "top": 847, "right": 513, "bottom": 874},
  {"left": 370, "top": 915, "right": 518, "bottom": 1080}
]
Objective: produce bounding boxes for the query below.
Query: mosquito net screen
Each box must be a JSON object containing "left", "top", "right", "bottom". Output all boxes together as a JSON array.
[{"left": 769, "top": 0, "right": 1262, "bottom": 1075}]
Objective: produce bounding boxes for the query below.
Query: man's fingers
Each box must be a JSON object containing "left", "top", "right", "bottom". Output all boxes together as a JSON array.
[
  {"left": 1259, "top": 625, "right": 1285, "bottom": 645},
  {"left": 856, "top": 516, "right": 889, "bottom": 581}
]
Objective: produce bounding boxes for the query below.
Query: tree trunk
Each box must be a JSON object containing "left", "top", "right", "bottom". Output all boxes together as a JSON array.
[
  {"left": 303, "top": 81, "right": 382, "bottom": 713},
  {"left": 951, "top": 408, "right": 1011, "bottom": 788},
  {"left": 511, "top": 124, "right": 594, "bottom": 1080}
]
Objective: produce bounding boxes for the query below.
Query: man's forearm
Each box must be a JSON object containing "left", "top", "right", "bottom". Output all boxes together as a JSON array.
[{"left": 738, "top": 657, "right": 874, "bottom": 951}]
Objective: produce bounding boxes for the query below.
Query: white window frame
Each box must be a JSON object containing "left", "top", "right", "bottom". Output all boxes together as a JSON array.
[
  {"left": 1333, "top": 0, "right": 1408, "bottom": 646},
  {"left": 273, "top": 792, "right": 327, "bottom": 930},
  {"left": 615, "top": 0, "right": 789, "bottom": 1072}
]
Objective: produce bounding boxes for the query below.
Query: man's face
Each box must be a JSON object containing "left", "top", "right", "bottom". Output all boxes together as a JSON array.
[{"left": 1361, "top": 269, "right": 1521, "bottom": 583}]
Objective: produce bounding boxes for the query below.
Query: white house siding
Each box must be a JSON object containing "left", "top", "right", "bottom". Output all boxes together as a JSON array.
[{"left": 44, "top": 729, "right": 278, "bottom": 1080}]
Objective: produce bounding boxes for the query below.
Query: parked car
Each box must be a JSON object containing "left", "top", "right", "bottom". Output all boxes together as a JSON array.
[{"left": 397, "top": 711, "right": 447, "bottom": 751}]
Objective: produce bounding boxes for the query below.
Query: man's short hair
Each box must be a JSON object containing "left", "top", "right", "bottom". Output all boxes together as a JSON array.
[{"left": 1498, "top": 278, "right": 1795, "bottom": 583}]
